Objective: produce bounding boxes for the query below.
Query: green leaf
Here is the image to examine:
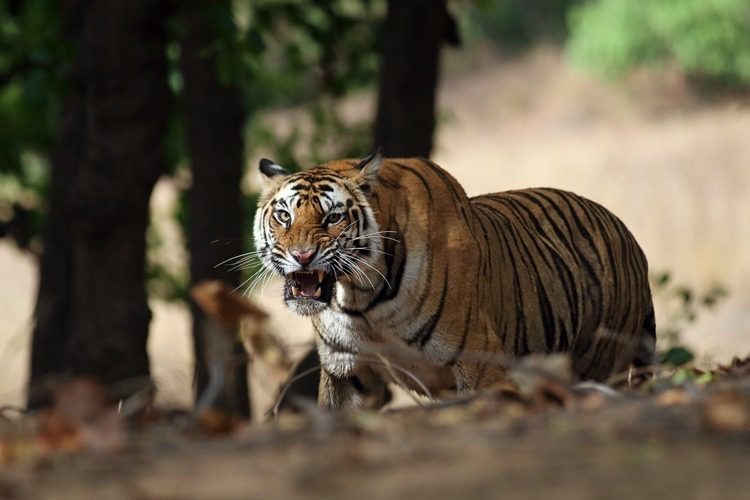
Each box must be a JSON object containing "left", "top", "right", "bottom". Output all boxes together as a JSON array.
[
  {"left": 655, "top": 271, "right": 671, "bottom": 286},
  {"left": 661, "top": 346, "right": 695, "bottom": 367},
  {"left": 675, "top": 286, "right": 693, "bottom": 305},
  {"left": 671, "top": 368, "right": 690, "bottom": 385},
  {"left": 694, "top": 371, "right": 713, "bottom": 385}
]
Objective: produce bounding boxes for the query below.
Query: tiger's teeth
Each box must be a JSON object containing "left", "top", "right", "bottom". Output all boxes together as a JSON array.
[
  {"left": 313, "top": 287, "right": 322, "bottom": 298},
  {"left": 292, "top": 286, "right": 301, "bottom": 297},
  {"left": 315, "top": 270, "right": 324, "bottom": 283}
]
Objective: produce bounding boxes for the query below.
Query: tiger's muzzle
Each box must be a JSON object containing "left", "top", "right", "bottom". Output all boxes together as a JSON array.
[{"left": 283, "top": 269, "right": 337, "bottom": 315}]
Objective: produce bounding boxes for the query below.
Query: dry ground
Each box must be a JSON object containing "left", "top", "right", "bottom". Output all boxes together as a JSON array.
[{"left": 2, "top": 367, "right": 749, "bottom": 499}]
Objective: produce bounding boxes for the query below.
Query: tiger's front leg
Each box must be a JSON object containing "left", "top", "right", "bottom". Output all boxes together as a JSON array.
[{"left": 318, "top": 367, "right": 390, "bottom": 410}]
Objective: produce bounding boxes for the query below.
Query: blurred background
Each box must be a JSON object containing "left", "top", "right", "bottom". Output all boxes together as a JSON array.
[{"left": 1, "top": 0, "right": 748, "bottom": 415}]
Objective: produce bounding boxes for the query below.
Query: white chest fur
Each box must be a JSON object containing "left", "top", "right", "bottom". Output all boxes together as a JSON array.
[{"left": 315, "top": 307, "right": 457, "bottom": 396}]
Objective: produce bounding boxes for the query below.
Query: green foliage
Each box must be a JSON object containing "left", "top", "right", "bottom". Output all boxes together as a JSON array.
[
  {"left": 650, "top": 271, "right": 728, "bottom": 388},
  {"left": 0, "top": 0, "right": 68, "bottom": 251},
  {"left": 650, "top": 270, "right": 729, "bottom": 348},
  {"left": 649, "top": 271, "right": 728, "bottom": 387},
  {"left": 214, "top": 0, "right": 383, "bottom": 111},
  {"left": 664, "top": 366, "right": 714, "bottom": 386},
  {"left": 464, "top": 0, "right": 580, "bottom": 49},
  {"left": 246, "top": 101, "right": 373, "bottom": 170},
  {"left": 567, "top": 0, "right": 750, "bottom": 86},
  {"left": 146, "top": 258, "right": 189, "bottom": 303},
  {"left": 231, "top": 0, "right": 382, "bottom": 170},
  {"left": 661, "top": 346, "right": 695, "bottom": 367}
]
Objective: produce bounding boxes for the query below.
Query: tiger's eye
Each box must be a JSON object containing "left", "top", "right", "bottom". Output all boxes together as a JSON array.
[
  {"left": 326, "top": 212, "right": 344, "bottom": 225},
  {"left": 275, "top": 210, "right": 290, "bottom": 224}
]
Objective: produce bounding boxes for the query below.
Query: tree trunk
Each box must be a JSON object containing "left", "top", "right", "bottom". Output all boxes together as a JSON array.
[
  {"left": 373, "top": 0, "right": 451, "bottom": 158},
  {"left": 27, "top": 0, "right": 83, "bottom": 408},
  {"left": 28, "top": 0, "right": 170, "bottom": 407},
  {"left": 180, "top": 2, "right": 250, "bottom": 417}
]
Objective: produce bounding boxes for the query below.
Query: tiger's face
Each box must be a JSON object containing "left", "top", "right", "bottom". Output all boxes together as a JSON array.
[{"left": 252, "top": 154, "right": 383, "bottom": 316}]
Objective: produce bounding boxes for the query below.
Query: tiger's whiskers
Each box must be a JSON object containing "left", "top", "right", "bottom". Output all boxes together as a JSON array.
[
  {"left": 240, "top": 266, "right": 276, "bottom": 298},
  {"left": 348, "top": 246, "right": 393, "bottom": 257},
  {"left": 342, "top": 250, "right": 391, "bottom": 290},
  {"left": 338, "top": 254, "right": 377, "bottom": 290},
  {"left": 333, "top": 219, "right": 360, "bottom": 244},
  {"left": 355, "top": 231, "right": 401, "bottom": 244},
  {"left": 215, "top": 250, "right": 262, "bottom": 269}
]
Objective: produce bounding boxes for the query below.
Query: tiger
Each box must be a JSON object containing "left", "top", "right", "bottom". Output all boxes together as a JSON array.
[{"left": 253, "top": 152, "right": 655, "bottom": 410}]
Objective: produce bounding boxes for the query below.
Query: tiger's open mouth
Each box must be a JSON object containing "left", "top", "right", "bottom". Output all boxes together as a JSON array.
[{"left": 284, "top": 269, "right": 336, "bottom": 304}]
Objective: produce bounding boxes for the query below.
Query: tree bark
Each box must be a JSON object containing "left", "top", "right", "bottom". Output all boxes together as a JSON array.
[
  {"left": 180, "top": 2, "right": 250, "bottom": 417},
  {"left": 373, "top": 0, "right": 451, "bottom": 157},
  {"left": 28, "top": 0, "right": 170, "bottom": 407},
  {"left": 27, "top": 0, "right": 83, "bottom": 408}
]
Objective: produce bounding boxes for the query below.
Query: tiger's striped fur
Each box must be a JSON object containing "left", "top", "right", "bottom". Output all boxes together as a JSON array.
[{"left": 253, "top": 154, "right": 655, "bottom": 409}]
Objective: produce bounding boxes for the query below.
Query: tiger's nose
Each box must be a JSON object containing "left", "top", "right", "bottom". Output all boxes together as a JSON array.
[{"left": 291, "top": 247, "right": 317, "bottom": 265}]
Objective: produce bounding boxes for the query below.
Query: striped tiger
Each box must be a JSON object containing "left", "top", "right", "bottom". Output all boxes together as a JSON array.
[{"left": 253, "top": 153, "right": 655, "bottom": 409}]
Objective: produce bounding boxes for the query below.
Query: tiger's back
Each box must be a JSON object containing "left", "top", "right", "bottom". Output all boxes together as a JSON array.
[{"left": 470, "top": 188, "right": 654, "bottom": 381}]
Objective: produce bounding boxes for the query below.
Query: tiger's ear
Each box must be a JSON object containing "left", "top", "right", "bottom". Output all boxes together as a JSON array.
[
  {"left": 258, "top": 158, "right": 289, "bottom": 189},
  {"left": 259, "top": 158, "right": 289, "bottom": 179},
  {"left": 353, "top": 150, "right": 383, "bottom": 195}
]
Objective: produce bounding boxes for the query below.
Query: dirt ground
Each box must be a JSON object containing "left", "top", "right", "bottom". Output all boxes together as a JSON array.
[{"left": 2, "top": 370, "right": 749, "bottom": 499}]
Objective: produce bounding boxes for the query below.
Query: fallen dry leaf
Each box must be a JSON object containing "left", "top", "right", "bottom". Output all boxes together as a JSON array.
[
  {"left": 578, "top": 393, "right": 607, "bottom": 411},
  {"left": 715, "top": 356, "right": 750, "bottom": 379},
  {"left": 197, "top": 409, "right": 243, "bottom": 435},
  {"left": 240, "top": 320, "right": 293, "bottom": 376},
  {"left": 190, "top": 280, "right": 269, "bottom": 330},
  {"left": 508, "top": 354, "right": 575, "bottom": 409},
  {"left": 39, "top": 377, "right": 124, "bottom": 452},
  {"left": 703, "top": 390, "right": 750, "bottom": 432},
  {"left": 656, "top": 388, "right": 691, "bottom": 407},
  {"left": 1, "top": 378, "right": 124, "bottom": 465},
  {"left": 36, "top": 410, "right": 83, "bottom": 452},
  {"left": 191, "top": 280, "right": 292, "bottom": 375},
  {"left": 0, "top": 431, "right": 44, "bottom": 466}
]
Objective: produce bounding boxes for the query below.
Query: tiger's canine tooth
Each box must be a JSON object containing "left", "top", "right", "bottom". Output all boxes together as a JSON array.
[{"left": 313, "top": 287, "right": 322, "bottom": 298}]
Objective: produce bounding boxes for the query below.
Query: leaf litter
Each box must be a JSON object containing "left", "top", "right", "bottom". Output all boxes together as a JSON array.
[{"left": 1, "top": 284, "right": 748, "bottom": 498}]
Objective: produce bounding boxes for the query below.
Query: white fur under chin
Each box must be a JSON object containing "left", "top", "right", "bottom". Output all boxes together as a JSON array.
[{"left": 285, "top": 297, "right": 329, "bottom": 316}]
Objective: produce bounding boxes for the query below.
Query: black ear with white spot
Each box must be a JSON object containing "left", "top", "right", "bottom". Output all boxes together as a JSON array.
[
  {"left": 354, "top": 150, "right": 383, "bottom": 195},
  {"left": 259, "top": 158, "right": 289, "bottom": 179}
]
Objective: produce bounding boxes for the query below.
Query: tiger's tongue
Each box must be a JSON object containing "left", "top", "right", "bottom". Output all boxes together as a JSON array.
[{"left": 295, "top": 273, "right": 319, "bottom": 296}]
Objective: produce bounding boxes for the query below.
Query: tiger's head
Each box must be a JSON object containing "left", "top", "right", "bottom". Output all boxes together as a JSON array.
[{"left": 252, "top": 152, "right": 384, "bottom": 316}]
